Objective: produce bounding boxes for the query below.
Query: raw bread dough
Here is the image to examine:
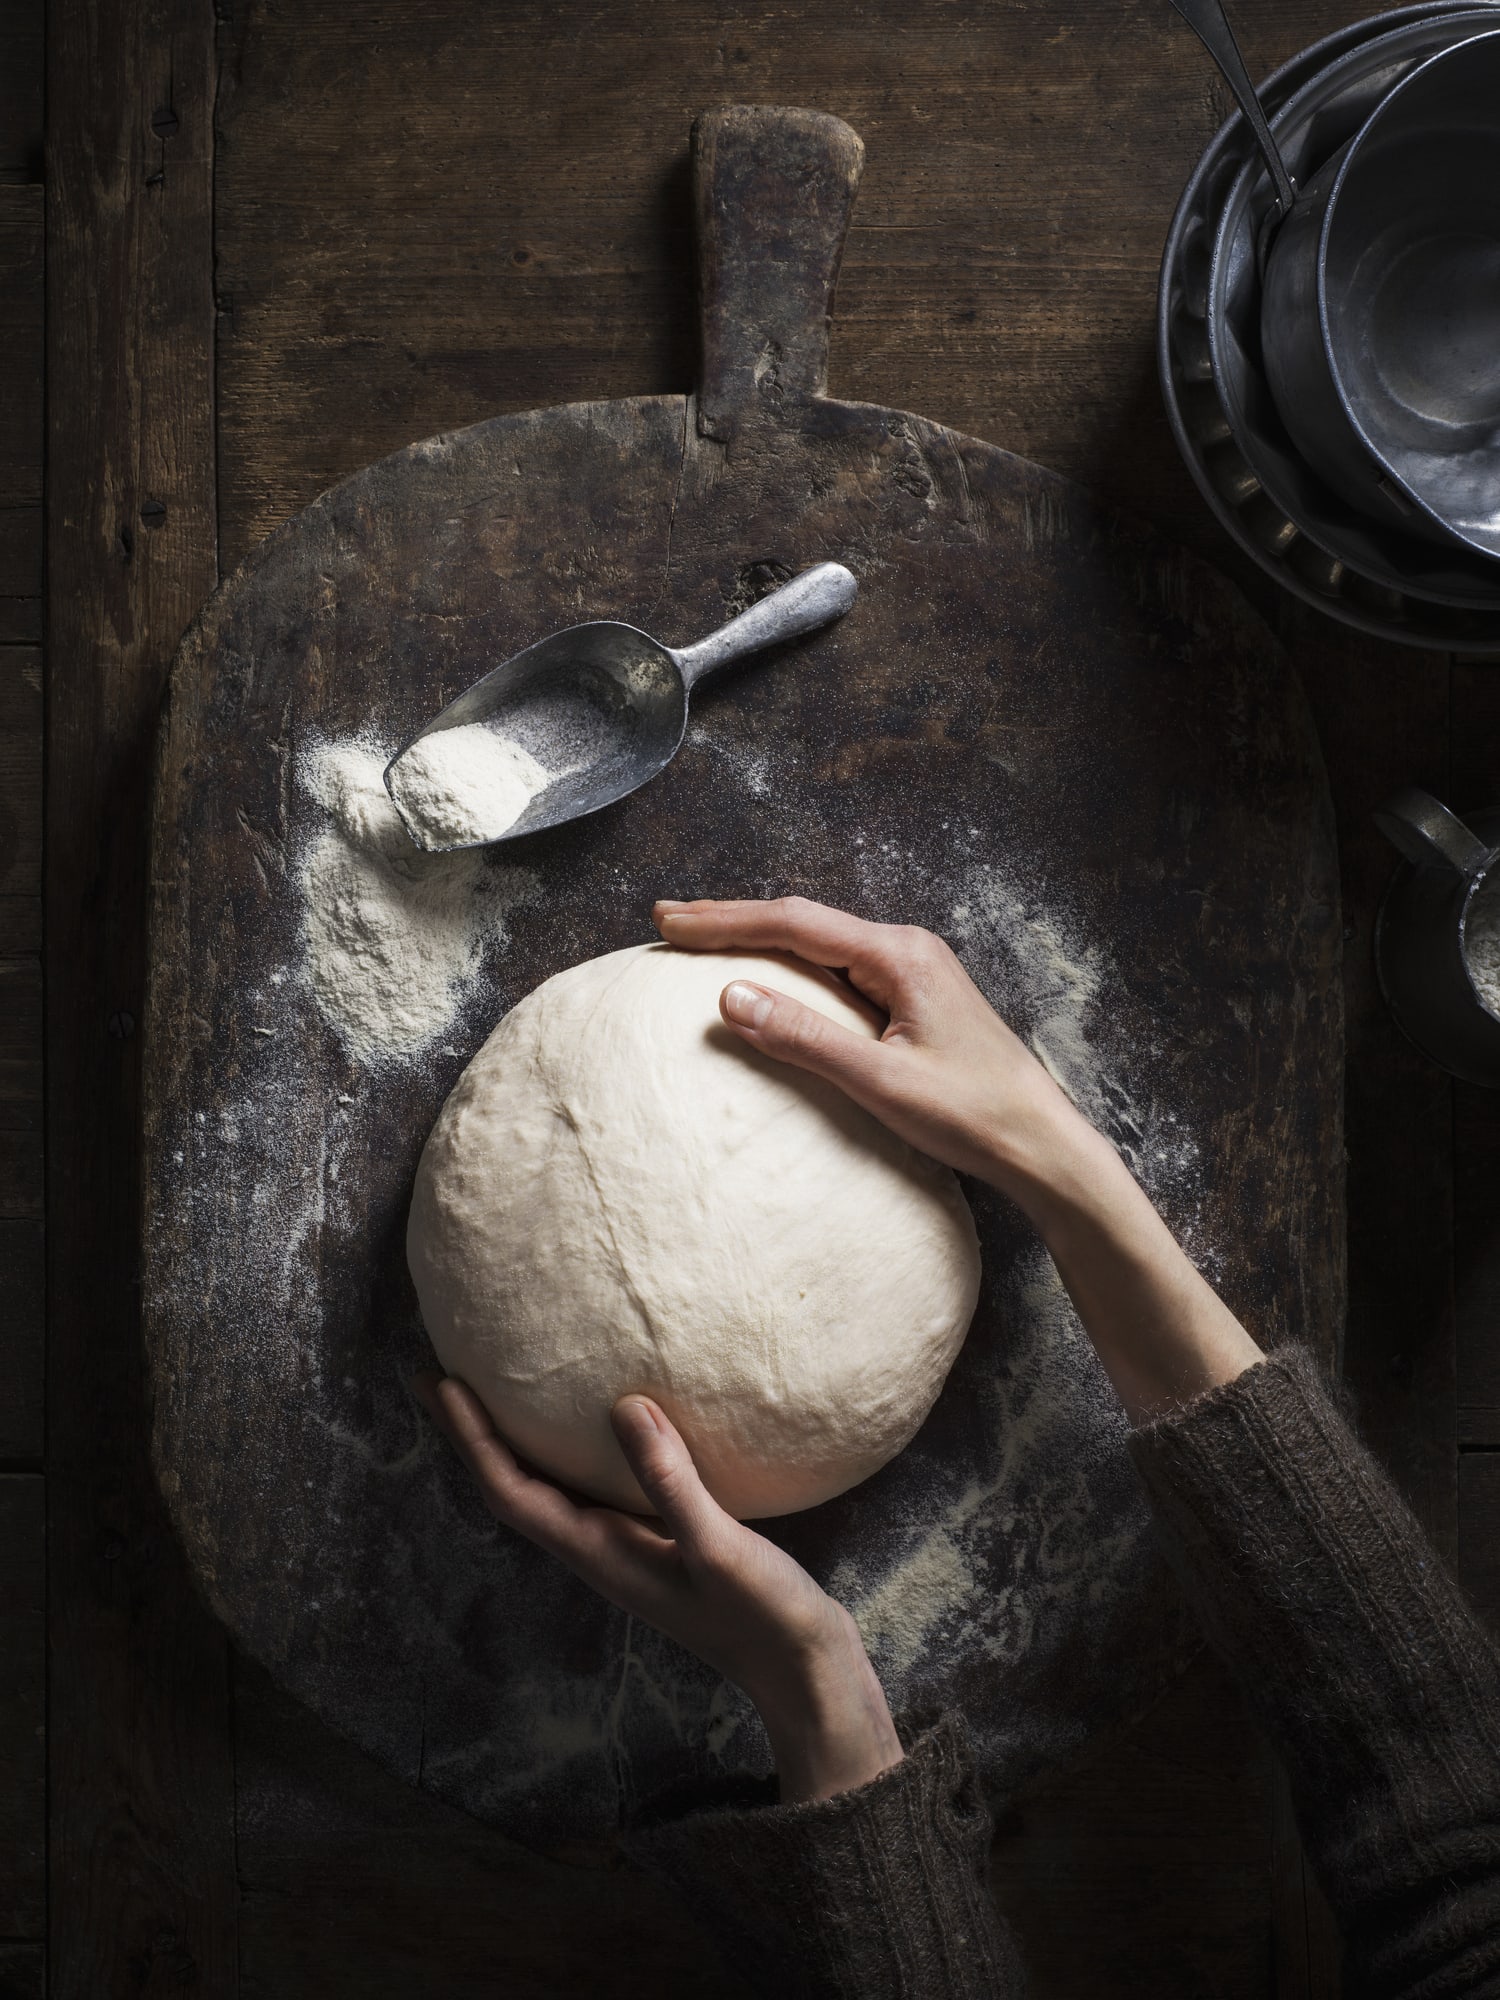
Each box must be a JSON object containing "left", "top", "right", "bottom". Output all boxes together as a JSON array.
[{"left": 407, "top": 942, "right": 981, "bottom": 1518}]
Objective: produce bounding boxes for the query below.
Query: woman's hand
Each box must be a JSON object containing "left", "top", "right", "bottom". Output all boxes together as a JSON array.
[
  {"left": 654, "top": 894, "right": 1263, "bottom": 1421},
  {"left": 412, "top": 1373, "right": 903, "bottom": 1804},
  {"left": 652, "top": 893, "right": 1086, "bottom": 1190}
]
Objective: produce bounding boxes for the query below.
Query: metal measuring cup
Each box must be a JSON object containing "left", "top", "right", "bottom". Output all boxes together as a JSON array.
[{"left": 1374, "top": 786, "right": 1500, "bottom": 1086}]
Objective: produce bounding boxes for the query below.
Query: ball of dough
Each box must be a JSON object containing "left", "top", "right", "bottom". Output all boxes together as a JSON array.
[{"left": 407, "top": 943, "right": 980, "bottom": 1518}]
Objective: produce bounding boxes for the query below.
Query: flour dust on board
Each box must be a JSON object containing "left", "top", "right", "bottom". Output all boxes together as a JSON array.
[{"left": 296, "top": 734, "right": 540, "bottom": 1065}]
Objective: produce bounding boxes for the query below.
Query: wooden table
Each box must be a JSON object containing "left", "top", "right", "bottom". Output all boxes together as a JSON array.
[{"left": 3, "top": 0, "right": 1497, "bottom": 1991}]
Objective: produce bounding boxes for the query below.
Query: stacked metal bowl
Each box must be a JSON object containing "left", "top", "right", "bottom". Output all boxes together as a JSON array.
[{"left": 1159, "top": 4, "right": 1500, "bottom": 651}]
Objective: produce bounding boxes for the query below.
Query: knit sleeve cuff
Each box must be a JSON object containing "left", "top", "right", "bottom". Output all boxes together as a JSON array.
[{"left": 625, "top": 1712, "right": 1025, "bottom": 1999}]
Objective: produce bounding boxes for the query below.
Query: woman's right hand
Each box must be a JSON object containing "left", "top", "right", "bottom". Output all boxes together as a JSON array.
[
  {"left": 653, "top": 894, "right": 1088, "bottom": 1192},
  {"left": 656, "top": 894, "right": 1264, "bottom": 1421}
]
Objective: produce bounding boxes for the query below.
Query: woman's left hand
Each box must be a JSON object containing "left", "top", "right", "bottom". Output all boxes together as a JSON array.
[{"left": 412, "top": 1374, "right": 903, "bottom": 1803}]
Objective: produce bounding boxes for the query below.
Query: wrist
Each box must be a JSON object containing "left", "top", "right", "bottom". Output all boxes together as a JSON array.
[
  {"left": 977, "top": 1075, "right": 1121, "bottom": 1222},
  {"left": 980, "top": 1089, "right": 1264, "bottom": 1421},
  {"left": 750, "top": 1614, "right": 903, "bottom": 1805}
]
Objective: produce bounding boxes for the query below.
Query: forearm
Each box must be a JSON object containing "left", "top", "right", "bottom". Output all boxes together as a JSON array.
[
  {"left": 980, "top": 1084, "right": 1263, "bottom": 1423},
  {"left": 749, "top": 1606, "right": 905, "bottom": 1804}
]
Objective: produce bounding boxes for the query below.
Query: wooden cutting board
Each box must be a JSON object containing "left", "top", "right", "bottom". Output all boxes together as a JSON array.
[{"left": 142, "top": 104, "right": 1342, "bottom": 1847}]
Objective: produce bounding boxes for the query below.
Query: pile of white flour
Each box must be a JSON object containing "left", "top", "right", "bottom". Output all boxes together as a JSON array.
[
  {"left": 387, "top": 723, "right": 550, "bottom": 850},
  {"left": 1467, "top": 872, "right": 1500, "bottom": 1017},
  {"left": 298, "top": 736, "right": 539, "bottom": 1064}
]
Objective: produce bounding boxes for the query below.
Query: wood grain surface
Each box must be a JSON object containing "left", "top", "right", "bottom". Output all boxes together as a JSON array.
[
  {"left": 0, "top": 8, "right": 45, "bottom": 1996},
  {"left": 18, "top": 0, "right": 1500, "bottom": 1990},
  {"left": 143, "top": 97, "right": 1340, "bottom": 1853},
  {"left": 43, "top": 0, "right": 236, "bottom": 1994}
]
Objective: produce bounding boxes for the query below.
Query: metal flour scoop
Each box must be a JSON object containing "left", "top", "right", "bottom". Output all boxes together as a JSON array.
[{"left": 383, "top": 560, "right": 857, "bottom": 850}]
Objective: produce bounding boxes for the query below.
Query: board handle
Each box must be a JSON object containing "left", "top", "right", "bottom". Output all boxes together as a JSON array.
[{"left": 692, "top": 104, "right": 865, "bottom": 441}]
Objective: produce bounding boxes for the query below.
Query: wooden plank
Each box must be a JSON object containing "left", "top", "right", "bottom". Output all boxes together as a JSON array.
[
  {"left": 1450, "top": 660, "right": 1500, "bottom": 1449},
  {"left": 0, "top": 1218, "right": 43, "bottom": 1458},
  {"left": 0, "top": 1475, "right": 45, "bottom": 1936},
  {"left": 0, "top": 186, "right": 43, "bottom": 506},
  {"left": 990, "top": 1655, "right": 1272, "bottom": 1997},
  {"left": 0, "top": 643, "right": 41, "bottom": 898},
  {"left": 0, "top": 505, "right": 43, "bottom": 640},
  {"left": 0, "top": 148, "right": 43, "bottom": 648},
  {"left": 0, "top": 1124, "right": 40, "bottom": 1216},
  {"left": 0, "top": 1945, "right": 45, "bottom": 2000},
  {"left": 44, "top": 0, "right": 235, "bottom": 1991},
  {"left": 0, "top": 955, "right": 41, "bottom": 1126},
  {"left": 0, "top": 894, "right": 40, "bottom": 955},
  {"left": 234, "top": 1657, "right": 750, "bottom": 2000},
  {"left": 1455, "top": 1086, "right": 1500, "bottom": 1448},
  {"left": 0, "top": 960, "right": 41, "bottom": 1423},
  {"left": 1459, "top": 1452, "right": 1500, "bottom": 1634},
  {"left": 0, "top": 0, "right": 43, "bottom": 187},
  {"left": 211, "top": 0, "right": 1376, "bottom": 569},
  {"left": 1287, "top": 612, "right": 1456, "bottom": 1552}
]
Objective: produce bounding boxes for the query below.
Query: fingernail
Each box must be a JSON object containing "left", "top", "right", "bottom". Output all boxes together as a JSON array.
[
  {"left": 613, "top": 1394, "right": 658, "bottom": 1432},
  {"left": 654, "top": 898, "right": 688, "bottom": 911},
  {"left": 723, "top": 981, "right": 773, "bottom": 1028}
]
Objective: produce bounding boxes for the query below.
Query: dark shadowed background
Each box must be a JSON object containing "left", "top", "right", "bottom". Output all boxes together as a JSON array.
[{"left": 2, "top": 0, "right": 1498, "bottom": 1993}]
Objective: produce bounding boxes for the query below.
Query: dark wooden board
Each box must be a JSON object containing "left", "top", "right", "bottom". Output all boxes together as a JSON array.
[
  {"left": 144, "top": 104, "right": 1341, "bottom": 1847},
  {"left": 0, "top": 1944, "right": 45, "bottom": 2000},
  {"left": 0, "top": 1221, "right": 42, "bottom": 1458},
  {"left": 234, "top": 1654, "right": 753, "bottom": 1999},
  {"left": 0, "top": 0, "right": 40, "bottom": 188},
  {"left": 0, "top": 1475, "right": 44, "bottom": 1935},
  {"left": 1451, "top": 659, "right": 1500, "bottom": 1459},
  {"left": 0, "top": 181, "right": 41, "bottom": 654},
  {"left": 1460, "top": 1451, "right": 1500, "bottom": 1632},
  {"left": 44, "top": 0, "right": 238, "bottom": 1991},
  {"left": 991, "top": 1651, "right": 1272, "bottom": 1994},
  {"left": 0, "top": 15, "right": 44, "bottom": 1985},
  {"left": 0, "top": 645, "right": 41, "bottom": 902}
]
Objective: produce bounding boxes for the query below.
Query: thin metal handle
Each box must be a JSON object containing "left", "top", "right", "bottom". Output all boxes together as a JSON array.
[
  {"left": 1374, "top": 786, "right": 1493, "bottom": 878},
  {"left": 1166, "top": 0, "right": 1297, "bottom": 218},
  {"left": 672, "top": 562, "right": 858, "bottom": 688}
]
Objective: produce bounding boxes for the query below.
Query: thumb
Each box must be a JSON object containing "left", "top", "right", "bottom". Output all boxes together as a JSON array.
[
  {"left": 720, "top": 979, "right": 884, "bottom": 1094},
  {"left": 611, "top": 1396, "right": 727, "bottom": 1551}
]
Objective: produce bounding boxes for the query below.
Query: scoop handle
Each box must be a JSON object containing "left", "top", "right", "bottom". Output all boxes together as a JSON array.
[{"left": 671, "top": 562, "right": 858, "bottom": 689}]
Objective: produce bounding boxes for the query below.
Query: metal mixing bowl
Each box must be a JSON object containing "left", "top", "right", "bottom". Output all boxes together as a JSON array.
[
  {"left": 1206, "top": 3, "right": 1500, "bottom": 612},
  {"left": 1261, "top": 29, "right": 1500, "bottom": 561},
  {"left": 1159, "top": 1, "right": 1500, "bottom": 648}
]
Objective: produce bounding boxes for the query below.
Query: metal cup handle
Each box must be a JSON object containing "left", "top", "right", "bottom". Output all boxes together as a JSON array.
[{"left": 1374, "top": 786, "right": 1493, "bottom": 878}]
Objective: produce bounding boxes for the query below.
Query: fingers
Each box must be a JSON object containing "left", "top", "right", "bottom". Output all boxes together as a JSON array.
[
  {"left": 719, "top": 976, "right": 889, "bottom": 1097},
  {"left": 412, "top": 1373, "right": 588, "bottom": 1559},
  {"left": 654, "top": 895, "right": 913, "bottom": 1010},
  {"left": 413, "top": 1374, "right": 722, "bottom": 1588},
  {"left": 655, "top": 894, "right": 874, "bottom": 967},
  {"left": 610, "top": 1395, "right": 731, "bottom": 1561}
]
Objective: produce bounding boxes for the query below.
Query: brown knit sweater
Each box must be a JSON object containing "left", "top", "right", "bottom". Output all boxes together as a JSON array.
[{"left": 630, "top": 1350, "right": 1500, "bottom": 1997}]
